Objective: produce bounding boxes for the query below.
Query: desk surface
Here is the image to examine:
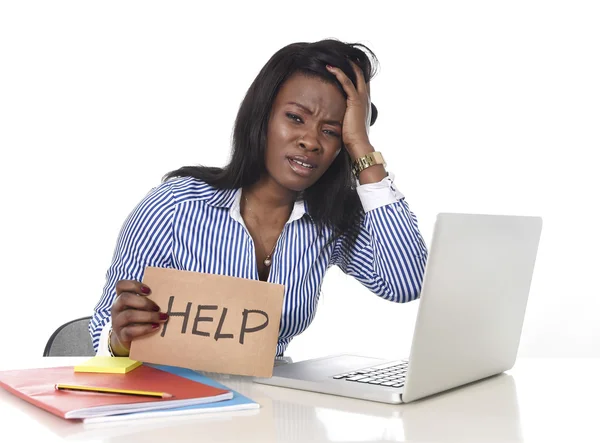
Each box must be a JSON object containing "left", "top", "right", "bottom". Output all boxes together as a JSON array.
[{"left": 1, "top": 357, "right": 598, "bottom": 442}]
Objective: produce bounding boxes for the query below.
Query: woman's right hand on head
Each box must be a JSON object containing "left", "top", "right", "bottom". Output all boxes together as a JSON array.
[{"left": 109, "top": 280, "right": 169, "bottom": 356}]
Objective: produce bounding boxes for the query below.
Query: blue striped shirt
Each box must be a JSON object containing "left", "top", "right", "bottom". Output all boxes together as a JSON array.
[{"left": 90, "top": 175, "right": 428, "bottom": 356}]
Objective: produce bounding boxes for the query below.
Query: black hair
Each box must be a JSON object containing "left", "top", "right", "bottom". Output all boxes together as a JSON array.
[{"left": 164, "top": 39, "right": 379, "bottom": 245}]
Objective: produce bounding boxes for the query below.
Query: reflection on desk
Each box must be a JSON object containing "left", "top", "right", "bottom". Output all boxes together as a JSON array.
[
  {"left": 257, "top": 372, "right": 521, "bottom": 442},
  {"left": 1, "top": 357, "right": 599, "bottom": 442}
]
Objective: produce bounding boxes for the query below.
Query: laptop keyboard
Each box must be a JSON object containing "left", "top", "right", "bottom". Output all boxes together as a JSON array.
[{"left": 332, "top": 360, "right": 408, "bottom": 388}]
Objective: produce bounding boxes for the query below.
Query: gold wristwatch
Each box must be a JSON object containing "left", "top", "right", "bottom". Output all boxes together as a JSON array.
[{"left": 352, "top": 151, "right": 386, "bottom": 178}]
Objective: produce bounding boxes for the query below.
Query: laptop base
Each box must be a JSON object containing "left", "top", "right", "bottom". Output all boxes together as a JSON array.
[{"left": 254, "top": 354, "right": 405, "bottom": 404}]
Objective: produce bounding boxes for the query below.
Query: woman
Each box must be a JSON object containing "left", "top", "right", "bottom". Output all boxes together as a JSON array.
[{"left": 91, "top": 39, "right": 428, "bottom": 358}]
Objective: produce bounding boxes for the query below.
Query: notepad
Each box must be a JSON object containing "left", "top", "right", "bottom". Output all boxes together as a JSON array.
[{"left": 74, "top": 356, "right": 142, "bottom": 374}]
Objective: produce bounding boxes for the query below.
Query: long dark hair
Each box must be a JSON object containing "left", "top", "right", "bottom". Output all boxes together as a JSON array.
[{"left": 164, "top": 39, "right": 379, "bottom": 245}]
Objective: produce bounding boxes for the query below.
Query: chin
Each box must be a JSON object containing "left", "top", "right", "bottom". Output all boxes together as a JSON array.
[
  {"left": 274, "top": 174, "right": 318, "bottom": 194},
  {"left": 280, "top": 180, "right": 312, "bottom": 193}
]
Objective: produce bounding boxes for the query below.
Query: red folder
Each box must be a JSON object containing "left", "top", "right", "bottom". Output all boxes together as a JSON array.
[{"left": 0, "top": 365, "right": 232, "bottom": 420}]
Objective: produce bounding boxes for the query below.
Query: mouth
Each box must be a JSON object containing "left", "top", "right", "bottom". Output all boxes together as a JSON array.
[{"left": 287, "top": 155, "right": 317, "bottom": 177}]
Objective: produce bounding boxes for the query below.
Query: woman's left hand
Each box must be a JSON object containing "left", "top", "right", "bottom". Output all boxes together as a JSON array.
[{"left": 326, "top": 62, "right": 373, "bottom": 156}]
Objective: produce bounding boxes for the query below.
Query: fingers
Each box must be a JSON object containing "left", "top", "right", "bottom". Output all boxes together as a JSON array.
[
  {"left": 326, "top": 61, "right": 372, "bottom": 136},
  {"left": 113, "top": 291, "right": 160, "bottom": 313},
  {"left": 114, "top": 305, "right": 167, "bottom": 325},
  {"left": 349, "top": 61, "right": 368, "bottom": 96},
  {"left": 111, "top": 300, "right": 168, "bottom": 345},
  {"left": 326, "top": 64, "right": 358, "bottom": 100},
  {"left": 112, "top": 299, "right": 167, "bottom": 330},
  {"left": 116, "top": 279, "right": 152, "bottom": 297},
  {"left": 111, "top": 279, "right": 166, "bottom": 347},
  {"left": 113, "top": 308, "right": 166, "bottom": 336},
  {"left": 119, "top": 323, "right": 161, "bottom": 343},
  {"left": 326, "top": 61, "right": 368, "bottom": 98},
  {"left": 114, "top": 279, "right": 160, "bottom": 312}
]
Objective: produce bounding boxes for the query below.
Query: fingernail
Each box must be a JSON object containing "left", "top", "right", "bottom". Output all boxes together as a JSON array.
[
  {"left": 140, "top": 285, "right": 150, "bottom": 294},
  {"left": 153, "top": 305, "right": 160, "bottom": 311},
  {"left": 159, "top": 313, "right": 169, "bottom": 321},
  {"left": 326, "top": 64, "right": 334, "bottom": 69},
  {"left": 152, "top": 323, "right": 160, "bottom": 329}
]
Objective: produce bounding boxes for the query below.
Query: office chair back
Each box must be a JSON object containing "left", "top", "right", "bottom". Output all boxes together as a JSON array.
[{"left": 44, "top": 316, "right": 95, "bottom": 356}]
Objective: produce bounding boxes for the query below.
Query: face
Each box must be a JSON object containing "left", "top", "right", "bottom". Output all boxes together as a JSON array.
[{"left": 264, "top": 73, "right": 347, "bottom": 193}]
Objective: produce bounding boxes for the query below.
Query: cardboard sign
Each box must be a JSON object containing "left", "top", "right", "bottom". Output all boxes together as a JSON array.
[{"left": 129, "top": 266, "right": 285, "bottom": 377}]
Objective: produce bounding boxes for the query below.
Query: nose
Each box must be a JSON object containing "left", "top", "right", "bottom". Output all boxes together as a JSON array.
[{"left": 298, "top": 129, "right": 321, "bottom": 153}]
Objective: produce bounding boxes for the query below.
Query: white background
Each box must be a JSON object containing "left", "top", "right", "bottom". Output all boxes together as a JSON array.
[{"left": 1, "top": 1, "right": 598, "bottom": 364}]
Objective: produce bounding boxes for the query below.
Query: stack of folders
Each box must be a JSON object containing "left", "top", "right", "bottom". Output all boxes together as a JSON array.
[{"left": 0, "top": 357, "right": 259, "bottom": 423}]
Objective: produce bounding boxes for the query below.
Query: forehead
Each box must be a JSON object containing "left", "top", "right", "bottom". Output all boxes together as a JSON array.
[{"left": 274, "top": 72, "right": 346, "bottom": 117}]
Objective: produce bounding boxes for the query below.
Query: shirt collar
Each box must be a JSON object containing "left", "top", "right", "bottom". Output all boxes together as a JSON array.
[
  {"left": 206, "top": 187, "right": 307, "bottom": 225},
  {"left": 205, "top": 187, "right": 238, "bottom": 208}
]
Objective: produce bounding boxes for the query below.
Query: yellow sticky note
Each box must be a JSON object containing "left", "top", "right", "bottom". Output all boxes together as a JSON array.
[{"left": 74, "top": 356, "right": 142, "bottom": 374}]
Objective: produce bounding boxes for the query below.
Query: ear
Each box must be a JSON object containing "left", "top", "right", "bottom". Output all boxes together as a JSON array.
[{"left": 370, "top": 103, "right": 378, "bottom": 126}]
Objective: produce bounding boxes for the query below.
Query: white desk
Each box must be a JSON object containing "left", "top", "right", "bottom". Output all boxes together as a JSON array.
[{"left": 1, "top": 357, "right": 598, "bottom": 442}]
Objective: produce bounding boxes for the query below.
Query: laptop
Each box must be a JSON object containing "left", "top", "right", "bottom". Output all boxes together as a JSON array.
[{"left": 253, "top": 213, "right": 543, "bottom": 404}]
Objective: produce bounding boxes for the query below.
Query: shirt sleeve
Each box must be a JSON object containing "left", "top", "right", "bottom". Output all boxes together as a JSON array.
[
  {"left": 89, "top": 182, "right": 176, "bottom": 353},
  {"left": 355, "top": 172, "right": 405, "bottom": 211},
  {"left": 331, "top": 172, "right": 428, "bottom": 303}
]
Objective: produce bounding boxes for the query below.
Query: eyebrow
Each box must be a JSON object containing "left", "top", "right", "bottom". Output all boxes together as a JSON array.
[{"left": 286, "top": 102, "right": 342, "bottom": 127}]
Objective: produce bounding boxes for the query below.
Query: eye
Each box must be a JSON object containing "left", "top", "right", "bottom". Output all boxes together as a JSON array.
[
  {"left": 286, "top": 113, "right": 303, "bottom": 123},
  {"left": 323, "top": 129, "right": 341, "bottom": 138}
]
